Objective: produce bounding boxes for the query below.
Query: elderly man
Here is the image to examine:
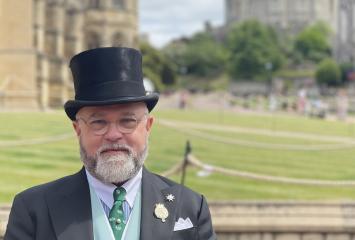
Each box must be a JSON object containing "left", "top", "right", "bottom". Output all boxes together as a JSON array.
[{"left": 4, "top": 47, "right": 216, "bottom": 240}]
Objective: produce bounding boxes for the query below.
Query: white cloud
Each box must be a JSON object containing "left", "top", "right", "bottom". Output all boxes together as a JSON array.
[{"left": 139, "top": 0, "right": 224, "bottom": 48}]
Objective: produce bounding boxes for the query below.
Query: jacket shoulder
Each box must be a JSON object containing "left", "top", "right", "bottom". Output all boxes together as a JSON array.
[{"left": 15, "top": 169, "right": 85, "bottom": 202}]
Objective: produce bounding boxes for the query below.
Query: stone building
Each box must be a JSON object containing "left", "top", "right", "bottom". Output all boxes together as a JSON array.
[
  {"left": 335, "top": 0, "right": 355, "bottom": 63},
  {"left": 225, "top": 0, "right": 339, "bottom": 35},
  {"left": 0, "top": 0, "right": 138, "bottom": 110},
  {"left": 225, "top": 0, "right": 355, "bottom": 64}
]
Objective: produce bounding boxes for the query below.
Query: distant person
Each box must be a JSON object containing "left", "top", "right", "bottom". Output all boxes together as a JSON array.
[
  {"left": 297, "top": 88, "right": 307, "bottom": 115},
  {"left": 268, "top": 93, "right": 278, "bottom": 112},
  {"left": 5, "top": 47, "right": 216, "bottom": 240},
  {"left": 336, "top": 88, "right": 349, "bottom": 121},
  {"left": 178, "top": 90, "right": 188, "bottom": 109}
]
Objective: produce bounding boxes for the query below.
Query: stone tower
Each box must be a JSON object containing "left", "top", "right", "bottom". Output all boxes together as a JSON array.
[
  {"left": 0, "top": 0, "right": 138, "bottom": 110},
  {"left": 335, "top": 0, "right": 355, "bottom": 63},
  {"left": 37, "top": 0, "right": 139, "bottom": 109},
  {"left": 0, "top": 1, "right": 38, "bottom": 109},
  {"left": 225, "top": 0, "right": 338, "bottom": 35}
]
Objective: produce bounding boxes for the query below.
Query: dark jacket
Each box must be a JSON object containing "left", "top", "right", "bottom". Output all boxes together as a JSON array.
[{"left": 5, "top": 167, "right": 216, "bottom": 240}]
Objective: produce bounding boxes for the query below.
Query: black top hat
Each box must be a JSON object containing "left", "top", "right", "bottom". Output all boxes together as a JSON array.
[{"left": 64, "top": 47, "right": 159, "bottom": 120}]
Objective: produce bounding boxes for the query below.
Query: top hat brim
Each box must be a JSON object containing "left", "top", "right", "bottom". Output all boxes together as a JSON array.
[{"left": 64, "top": 93, "right": 159, "bottom": 121}]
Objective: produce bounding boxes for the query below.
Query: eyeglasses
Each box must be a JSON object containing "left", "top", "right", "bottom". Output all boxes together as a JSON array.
[{"left": 76, "top": 114, "right": 147, "bottom": 135}]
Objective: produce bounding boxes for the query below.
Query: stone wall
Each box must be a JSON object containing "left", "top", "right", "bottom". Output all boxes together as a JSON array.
[
  {"left": 225, "top": 0, "right": 338, "bottom": 35},
  {"left": 0, "top": 1, "right": 39, "bottom": 110},
  {"left": 3, "top": 201, "right": 355, "bottom": 239},
  {"left": 0, "top": 0, "right": 139, "bottom": 111},
  {"left": 209, "top": 201, "right": 355, "bottom": 240}
]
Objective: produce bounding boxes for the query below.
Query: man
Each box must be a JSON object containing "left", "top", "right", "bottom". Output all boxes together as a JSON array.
[{"left": 4, "top": 47, "right": 216, "bottom": 240}]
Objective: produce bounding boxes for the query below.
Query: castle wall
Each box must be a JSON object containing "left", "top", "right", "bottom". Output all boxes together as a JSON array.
[{"left": 0, "top": 0, "right": 38, "bottom": 110}]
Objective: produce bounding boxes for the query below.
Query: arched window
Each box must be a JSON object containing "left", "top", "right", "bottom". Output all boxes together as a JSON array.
[
  {"left": 112, "top": 0, "right": 125, "bottom": 9},
  {"left": 89, "top": 0, "right": 100, "bottom": 9}
]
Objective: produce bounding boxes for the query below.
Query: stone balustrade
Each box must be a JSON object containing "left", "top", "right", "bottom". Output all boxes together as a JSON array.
[
  {"left": 209, "top": 201, "right": 355, "bottom": 240},
  {"left": 3, "top": 201, "right": 355, "bottom": 239}
]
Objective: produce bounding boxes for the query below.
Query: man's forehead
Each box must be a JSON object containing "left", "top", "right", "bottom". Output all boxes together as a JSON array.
[{"left": 77, "top": 102, "right": 147, "bottom": 117}]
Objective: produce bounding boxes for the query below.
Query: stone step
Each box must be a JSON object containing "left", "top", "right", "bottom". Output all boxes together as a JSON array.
[{"left": 208, "top": 201, "right": 355, "bottom": 233}]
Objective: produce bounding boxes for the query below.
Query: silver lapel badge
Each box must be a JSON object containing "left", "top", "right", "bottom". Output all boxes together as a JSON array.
[{"left": 166, "top": 193, "right": 175, "bottom": 202}]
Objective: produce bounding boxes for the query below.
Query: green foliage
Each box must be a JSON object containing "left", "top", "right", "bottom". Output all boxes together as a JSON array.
[
  {"left": 275, "top": 69, "right": 315, "bottom": 79},
  {"left": 140, "top": 42, "right": 177, "bottom": 91},
  {"left": 178, "top": 74, "right": 229, "bottom": 92},
  {"left": 339, "top": 62, "right": 355, "bottom": 84},
  {"left": 294, "top": 22, "right": 331, "bottom": 63},
  {"left": 315, "top": 58, "right": 341, "bottom": 86},
  {"left": 183, "top": 33, "right": 228, "bottom": 77},
  {"left": 226, "top": 20, "right": 284, "bottom": 81},
  {"left": 164, "top": 33, "right": 228, "bottom": 78},
  {"left": 161, "top": 62, "right": 176, "bottom": 85}
]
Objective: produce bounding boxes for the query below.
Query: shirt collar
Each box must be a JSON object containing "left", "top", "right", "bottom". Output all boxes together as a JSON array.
[{"left": 86, "top": 167, "right": 142, "bottom": 209}]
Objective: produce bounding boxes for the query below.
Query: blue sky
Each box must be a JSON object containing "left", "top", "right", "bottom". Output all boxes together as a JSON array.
[{"left": 139, "top": 0, "right": 225, "bottom": 48}]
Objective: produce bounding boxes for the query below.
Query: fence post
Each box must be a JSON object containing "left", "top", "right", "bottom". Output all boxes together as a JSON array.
[{"left": 180, "top": 140, "right": 191, "bottom": 186}]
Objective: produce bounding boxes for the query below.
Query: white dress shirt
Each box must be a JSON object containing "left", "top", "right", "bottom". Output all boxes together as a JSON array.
[{"left": 86, "top": 168, "right": 142, "bottom": 222}]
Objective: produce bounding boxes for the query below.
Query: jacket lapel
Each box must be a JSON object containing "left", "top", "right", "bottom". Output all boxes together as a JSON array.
[
  {"left": 140, "top": 167, "right": 181, "bottom": 240},
  {"left": 46, "top": 168, "right": 94, "bottom": 240}
]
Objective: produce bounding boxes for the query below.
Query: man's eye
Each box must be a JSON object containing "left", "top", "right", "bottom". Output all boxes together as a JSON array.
[
  {"left": 89, "top": 120, "right": 107, "bottom": 129},
  {"left": 120, "top": 118, "right": 137, "bottom": 128}
]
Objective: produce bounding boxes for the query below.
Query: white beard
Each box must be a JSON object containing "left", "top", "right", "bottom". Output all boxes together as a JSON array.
[{"left": 80, "top": 141, "right": 148, "bottom": 184}]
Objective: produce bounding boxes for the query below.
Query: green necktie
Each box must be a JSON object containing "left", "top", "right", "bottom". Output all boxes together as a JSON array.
[{"left": 109, "top": 187, "right": 127, "bottom": 240}]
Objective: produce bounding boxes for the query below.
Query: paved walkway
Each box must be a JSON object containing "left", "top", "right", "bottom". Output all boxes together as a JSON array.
[{"left": 158, "top": 119, "right": 355, "bottom": 151}]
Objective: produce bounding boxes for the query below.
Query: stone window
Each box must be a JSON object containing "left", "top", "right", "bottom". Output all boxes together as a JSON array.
[
  {"left": 89, "top": 0, "right": 100, "bottom": 9},
  {"left": 85, "top": 32, "right": 101, "bottom": 49},
  {"left": 112, "top": 0, "right": 125, "bottom": 9}
]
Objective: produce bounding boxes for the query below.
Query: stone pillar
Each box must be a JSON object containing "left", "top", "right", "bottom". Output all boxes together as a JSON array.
[
  {"left": 63, "top": 9, "right": 84, "bottom": 101},
  {"left": 101, "top": 26, "right": 111, "bottom": 47},
  {"left": 39, "top": 57, "right": 49, "bottom": 110},
  {"left": 34, "top": 0, "right": 46, "bottom": 52},
  {"left": 48, "top": 2, "right": 67, "bottom": 107},
  {"left": 72, "top": 11, "right": 84, "bottom": 54},
  {"left": 34, "top": 0, "right": 49, "bottom": 110},
  {"left": 52, "top": 3, "right": 65, "bottom": 58},
  {"left": 60, "top": 60, "right": 69, "bottom": 104},
  {"left": 335, "top": 0, "right": 355, "bottom": 63}
]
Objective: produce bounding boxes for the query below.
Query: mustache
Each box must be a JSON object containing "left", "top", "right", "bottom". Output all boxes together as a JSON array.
[{"left": 97, "top": 143, "right": 133, "bottom": 155}]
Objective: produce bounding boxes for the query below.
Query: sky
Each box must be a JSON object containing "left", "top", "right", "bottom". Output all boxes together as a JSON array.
[{"left": 139, "top": 0, "right": 225, "bottom": 48}]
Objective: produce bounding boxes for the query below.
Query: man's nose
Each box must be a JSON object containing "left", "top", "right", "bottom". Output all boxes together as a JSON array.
[{"left": 104, "top": 123, "right": 123, "bottom": 141}]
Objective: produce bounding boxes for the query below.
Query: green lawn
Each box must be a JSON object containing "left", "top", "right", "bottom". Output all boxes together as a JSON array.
[{"left": 1, "top": 109, "right": 355, "bottom": 203}]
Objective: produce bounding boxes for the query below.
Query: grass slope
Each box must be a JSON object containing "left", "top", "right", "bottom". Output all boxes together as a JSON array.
[{"left": 1, "top": 110, "right": 355, "bottom": 203}]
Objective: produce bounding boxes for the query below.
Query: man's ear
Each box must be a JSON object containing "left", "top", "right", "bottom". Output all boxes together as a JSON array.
[
  {"left": 145, "top": 116, "right": 154, "bottom": 133},
  {"left": 73, "top": 121, "right": 81, "bottom": 137}
]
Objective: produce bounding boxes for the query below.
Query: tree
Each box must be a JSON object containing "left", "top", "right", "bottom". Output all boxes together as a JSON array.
[
  {"left": 182, "top": 33, "right": 228, "bottom": 77},
  {"left": 164, "top": 33, "right": 228, "bottom": 78},
  {"left": 161, "top": 62, "right": 176, "bottom": 85},
  {"left": 140, "top": 42, "right": 177, "bottom": 91},
  {"left": 226, "top": 20, "right": 284, "bottom": 81},
  {"left": 339, "top": 62, "right": 355, "bottom": 85},
  {"left": 294, "top": 22, "right": 331, "bottom": 63},
  {"left": 315, "top": 58, "right": 341, "bottom": 86}
]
